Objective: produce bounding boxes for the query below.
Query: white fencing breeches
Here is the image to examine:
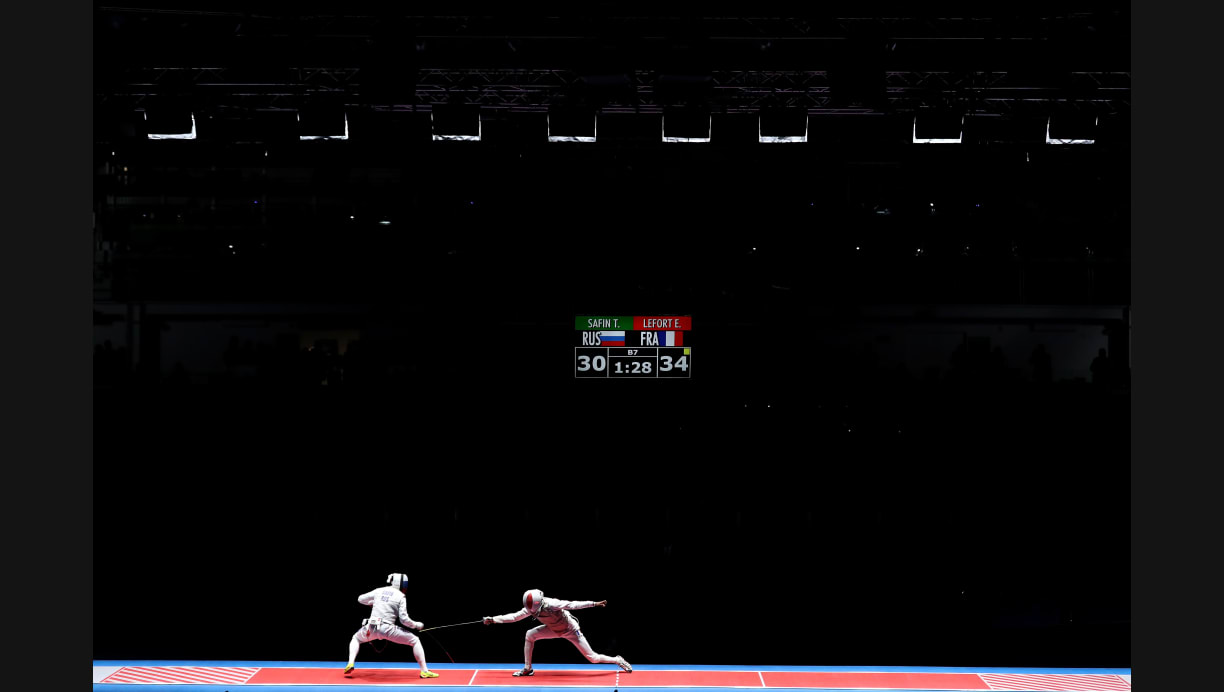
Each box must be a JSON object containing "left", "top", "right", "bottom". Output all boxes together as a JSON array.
[
  {"left": 524, "top": 625, "right": 618, "bottom": 665},
  {"left": 354, "top": 621, "right": 421, "bottom": 647}
]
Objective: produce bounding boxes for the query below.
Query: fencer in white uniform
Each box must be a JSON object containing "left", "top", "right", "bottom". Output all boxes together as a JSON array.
[
  {"left": 482, "top": 589, "right": 632, "bottom": 676},
  {"left": 344, "top": 573, "right": 439, "bottom": 678}
]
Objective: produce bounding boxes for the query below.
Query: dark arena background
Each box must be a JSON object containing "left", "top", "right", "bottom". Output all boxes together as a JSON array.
[{"left": 92, "top": 3, "right": 1130, "bottom": 691}]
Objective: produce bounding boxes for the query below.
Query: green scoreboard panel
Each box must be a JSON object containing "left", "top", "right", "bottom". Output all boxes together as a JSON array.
[{"left": 574, "top": 315, "right": 692, "bottom": 379}]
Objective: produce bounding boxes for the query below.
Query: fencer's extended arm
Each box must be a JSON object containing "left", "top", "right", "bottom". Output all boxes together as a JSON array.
[
  {"left": 357, "top": 590, "right": 378, "bottom": 606},
  {"left": 486, "top": 608, "right": 531, "bottom": 624},
  {"left": 553, "top": 599, "right": 601, "bottom": 611}
]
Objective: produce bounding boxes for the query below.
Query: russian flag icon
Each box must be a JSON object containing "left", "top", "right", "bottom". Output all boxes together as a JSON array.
[{"left": 600, "top": 331, "right": 626, "bottom": 346}]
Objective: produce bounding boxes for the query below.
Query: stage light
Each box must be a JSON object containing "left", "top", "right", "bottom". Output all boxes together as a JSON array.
[
  {"left": 145, "top": 111, "right": 196, "bottom": 140},
  {"left": 547, "top": 105, "right": 596, "bottom": 143},
  {"left": 913, "top": 113, "right": 963, "bottom": 144},
  {"left": 298, "top": 109, "right": 349, "bottom": 141},
  {"left": 758, "top": 108, "right": 808, "bottom": 144},
  {"left": 662, "top": 107, "right": 711, "bottom": 143},
  {"left": 432, "top": 104, "right": 482, "bottom": 141},
  {"left": 1046, "top": 114, "right": 1097, "bottom": 144}
]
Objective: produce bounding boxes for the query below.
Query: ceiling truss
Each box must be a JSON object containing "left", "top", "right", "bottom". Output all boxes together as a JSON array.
[{"left": 102, "top": 68, "right": 1130, "bottom": 116}]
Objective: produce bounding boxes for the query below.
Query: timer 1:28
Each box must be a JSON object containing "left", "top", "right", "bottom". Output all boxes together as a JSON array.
[{"left": 612, "top": 359, "right": 653, "bottom": 374}]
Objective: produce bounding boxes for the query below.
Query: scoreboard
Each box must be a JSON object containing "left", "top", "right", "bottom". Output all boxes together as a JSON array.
[{"left": 575, "top": 315, "right": 692, "bottom": 378}]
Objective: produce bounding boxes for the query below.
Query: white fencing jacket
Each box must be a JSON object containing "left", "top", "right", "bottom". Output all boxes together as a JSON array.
[
  {"left": 491, "top": 597, "right": 599, "bottom": 635},
  {"left": 358, "top": 586, "right": 421, "bottom": 630}
]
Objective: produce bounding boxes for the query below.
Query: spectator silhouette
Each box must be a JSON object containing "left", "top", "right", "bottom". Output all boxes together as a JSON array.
[
  {"left": 166, "top": 362, "right": 190, "bottom": 387},
  {"left": 988, "top": 346, "right": 1008, "bottom": 384},
  {"left": 304, "top": 345, "right": 329, "bottom": 385},
  {"left": 295, "top": 346, "right": 314, "bottom": 386},
  {"left": 240, "top": 339, "right": 255, "bottom": 365},
  {"left": 343, "top": 340, "right": 367, "bottom": 387},
  {"left": 825, "top": 344, "right": 853, "bottom": 394},
  {"left": 1029, "top": 344, "right": 1053, "bottom": 386},
  {"left": 923, "top": 366, "right": 942, "bottom": 388},
  {"left": 1090, "top": 348, "right": 1111, "bottom": 387},
  {"left": 255, "top": 342, "right": 274, "bottom": 383},
  {"left": 857, "top": 343, "right": 880, "bottom": 387},
  {"left": 94, "top": 343, "right": 112, "bottom": 386},
  {"left": 94, "top": 344, "right": 105, "bottom": 385},
  {"left": 891, "top": 361, "right": 916, "bottom": 389},
  {"left": 326, "top": 345, "right": 343, "bottom": 386},
  {"left": 223, "top": 336, "right": 240, "bottom": 373},
  {"left": 948, "top": 342, "right": 969, "bottom": 385},
  {"left": 115, "top": 344, "right": 131, "bottom": 385}
]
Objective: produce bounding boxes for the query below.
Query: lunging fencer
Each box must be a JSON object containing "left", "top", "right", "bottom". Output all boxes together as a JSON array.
[
  {"left": 482, "top": 589, "right": 632, "bottom": 677},
  {"left": 344, "top": 573, "right": 439, "bottom": 678}
]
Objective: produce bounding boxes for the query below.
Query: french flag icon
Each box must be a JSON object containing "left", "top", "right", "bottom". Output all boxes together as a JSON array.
[{"left": 656, "top": 331, "right": 683, "bottom": 346}]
